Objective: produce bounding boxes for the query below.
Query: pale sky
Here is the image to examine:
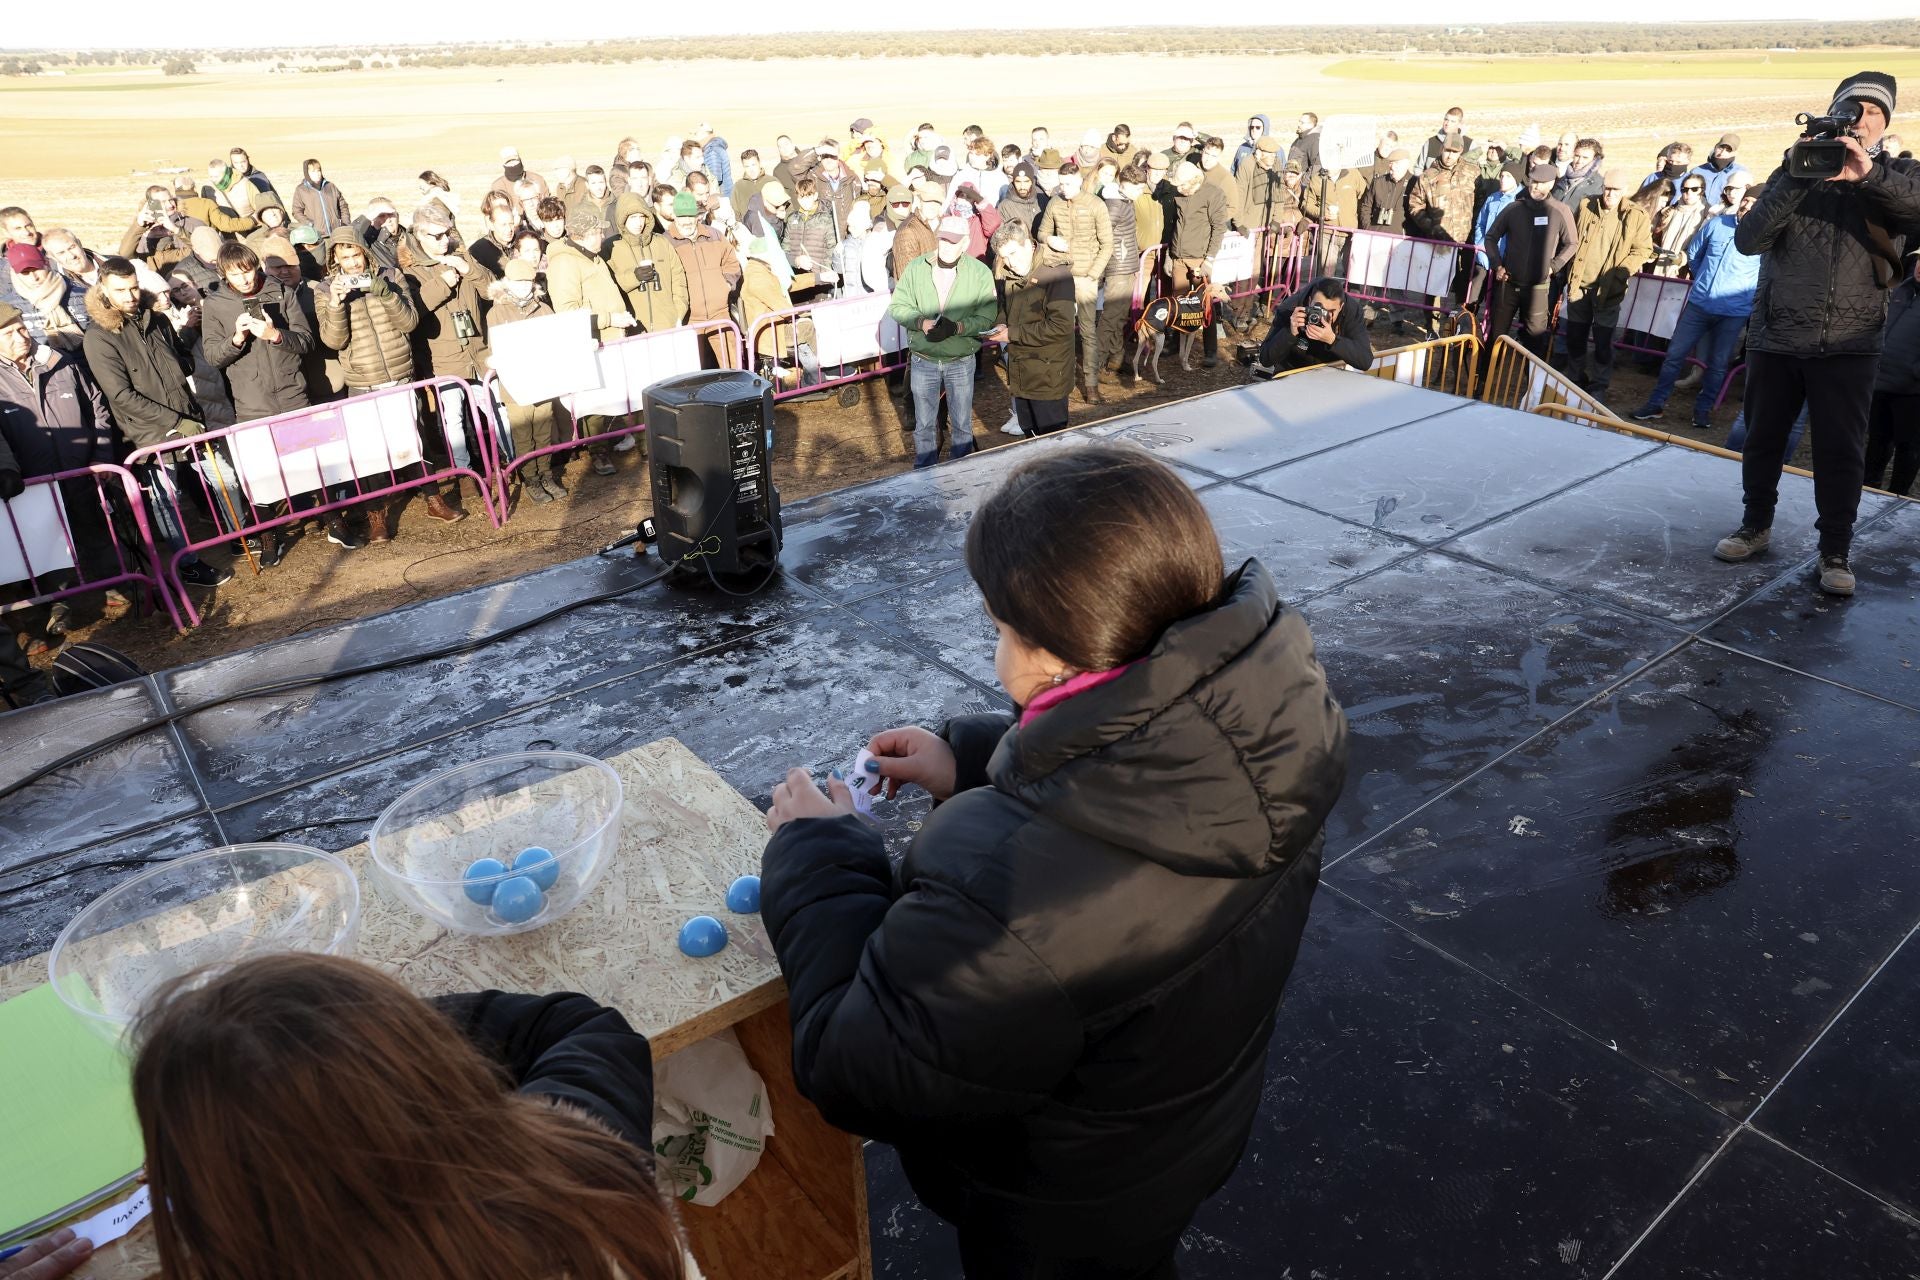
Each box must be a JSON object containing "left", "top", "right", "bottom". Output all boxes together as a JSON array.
[{"left": 24, "top": 5, "right": 1920, "bottom": 49}]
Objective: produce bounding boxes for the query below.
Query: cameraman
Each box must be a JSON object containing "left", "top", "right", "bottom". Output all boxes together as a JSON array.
[
  {"left": 1253, "top": 277, "right": 1372, "bottom": 376},
  {"left": 1718, "top": 71, "right": 1920, "bottom": 597}
]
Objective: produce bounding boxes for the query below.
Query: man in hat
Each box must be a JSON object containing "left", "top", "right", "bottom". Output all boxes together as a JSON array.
[
  {"left": 891, "top": 187, "right": 942, "bottom": 280},
  {"left": 1715, "top": 70, "right": 1920, "bottom": 596},
  {"left": 1688, "top": 134, "right": 1751, "bottom": 207},
  {"left": 490, "top": 147, "right": 548, "bottom": 203},
  {"left": 665, "top": 191, "right": 742, "bottom": 368},
  {"left": 1168, "top": 160, "right": 1229, "bottom": 367},
  {"left": 887, "top": 215, "right": 997, "bottom": 468},
  {"left": 403, "top": 201, "right": 498, "bottom": 507},
  {"left": 1559, "top": 169, "right": 1653, "bottom": 398},
  {"left": 1359, "top": 149, "right": 1416, "bottom": 234},
  {"left": 1482, "top": 163, "right": 1578, "bottom": 361},
  {"left": 1036, "top": 158, "right": 1115, "bottom": 402},
  {"left": 1238, "top": 136, "right": 1303, "bottom": 235},
  {"left": 1162, "top": 124, "right": 1199, "bottom": 170},
  {"left": 545, "top": 206, "right": 634, "bottom": 478}
]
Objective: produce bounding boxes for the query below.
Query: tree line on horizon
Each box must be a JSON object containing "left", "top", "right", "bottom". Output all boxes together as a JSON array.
[{"left": 6, "top": 20, "right": 1918, "bottom": 75}]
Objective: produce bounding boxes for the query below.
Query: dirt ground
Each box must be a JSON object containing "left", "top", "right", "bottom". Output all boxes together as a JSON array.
[{"left": 13, "top": 309, "right": 1800, "bottom": 678}]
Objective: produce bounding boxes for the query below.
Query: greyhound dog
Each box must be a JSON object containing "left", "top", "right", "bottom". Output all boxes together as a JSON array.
[{"left": 1132, "top": 284, "right": 1225, "bottom": 383}]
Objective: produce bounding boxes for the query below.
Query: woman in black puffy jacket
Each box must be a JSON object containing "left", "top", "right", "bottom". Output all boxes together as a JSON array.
[{"left": 762, "top": 443, "right": 1348, "bottom": 1279}]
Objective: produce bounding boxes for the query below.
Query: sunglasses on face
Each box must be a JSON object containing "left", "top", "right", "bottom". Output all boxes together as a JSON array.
[{"left": 1683, "top": 185, "right": 1705, "bottom": 193}]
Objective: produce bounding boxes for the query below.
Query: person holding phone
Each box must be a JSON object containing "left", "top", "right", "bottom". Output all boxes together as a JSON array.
[{"left": 203, "top": 239, "right": 364, "bottom": 552}]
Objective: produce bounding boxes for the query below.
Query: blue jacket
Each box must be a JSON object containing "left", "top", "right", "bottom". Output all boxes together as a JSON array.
[
  {"left": 1688, "top": 158, "right": 1751, "bottom": 207},
  {"left": 1683, "top": 214, "right": 1758, "bottom": 317},
  {"left": 1471, "top": 188, "right": 1516, "bottom": 266},
  {"left": 703, "top": 138, "right": 733, "bottom": 197}
]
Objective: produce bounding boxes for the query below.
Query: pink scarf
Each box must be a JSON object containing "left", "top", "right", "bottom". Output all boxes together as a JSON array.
[{"left": 1018, "top": 663, "right": 1138, "bottom": 727}]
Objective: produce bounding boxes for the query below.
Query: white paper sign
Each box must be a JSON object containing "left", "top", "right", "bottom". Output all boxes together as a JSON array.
[
  {"left": 70, "top": 1185, "right": 151, "bottom": 1249},
  {"left": 1347, "top": 234, "right": 1459, "bottom": 297},
  {"left": 1620, "top": 274, "right": 1692, "bottom": 341},
  {"left": 810, "top": 292, "right": 909, "bottom": 367},
  {"left": 570, "top": 327, "right": 705, "bottom": 418},
  {"left": 487, "top": 309, "right": 598, "bottom": 404},
  {"left": 0, "top": 483, "right": 78, "bottom": 588},
  {"left": 1211, "top": 233, "right": 1257, "bottom": 286},
  {"left": 231, "top": 392, "right": 424, "bottom": 506}
]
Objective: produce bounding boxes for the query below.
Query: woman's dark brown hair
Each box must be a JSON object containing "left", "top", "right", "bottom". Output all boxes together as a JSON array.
[
  {"left": 965, "top": 443, "right": 1225, "bottom": 673},
  {"left": 131, "top": 953, "right": 686, "bottom": 1280}
]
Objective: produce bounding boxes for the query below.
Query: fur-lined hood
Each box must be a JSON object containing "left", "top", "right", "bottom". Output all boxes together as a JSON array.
[{"left": 83, "top": 282, "right": 163, "bottom": 334}]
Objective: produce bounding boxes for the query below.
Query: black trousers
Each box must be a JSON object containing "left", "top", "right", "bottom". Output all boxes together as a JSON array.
[
  {"left": 1865, "top": 389, "right": 1920, "bottom": 497},
  {"left": 1486, "top": 280, "right": 1552, "bottom": 357},
  {"left": 956, "top": 1227, "right": 1183, "bottom": 1280},
  {"left": 1740, "top": 350, "right": 1876, "bottom": 557}
]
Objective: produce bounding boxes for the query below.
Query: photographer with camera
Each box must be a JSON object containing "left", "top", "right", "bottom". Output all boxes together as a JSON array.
[
  {"left": 1251, "top": 277, "right": 1372, "bottom": 377},
  {"left": 1715, "top": 71, "right": 1920, "bottom": 597}
]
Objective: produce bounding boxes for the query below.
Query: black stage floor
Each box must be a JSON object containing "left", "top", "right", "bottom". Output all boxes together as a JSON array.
[{"left": 4, "top": 370, "right": 1917, "bottom": 1276}]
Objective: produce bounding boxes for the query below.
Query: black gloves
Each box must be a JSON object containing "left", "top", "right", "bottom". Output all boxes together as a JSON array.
[
  {"left": 926, "top": 316, "right": 959, "bottom": 343},
  {"left": 632, "top": 261, "right": 660, "bottom": 288},
  {"left": 0, "top": 468, "right": 23, "bottom": 501}
]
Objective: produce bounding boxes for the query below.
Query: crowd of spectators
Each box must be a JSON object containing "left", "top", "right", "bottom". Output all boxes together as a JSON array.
[{"left": 3, "top": 100, "right": 1918, "bottom": 698}]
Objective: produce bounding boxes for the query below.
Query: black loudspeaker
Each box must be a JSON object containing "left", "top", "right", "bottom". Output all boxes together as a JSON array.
[{"left": 644, "top": 370, "right": 782, "bottom": 577}]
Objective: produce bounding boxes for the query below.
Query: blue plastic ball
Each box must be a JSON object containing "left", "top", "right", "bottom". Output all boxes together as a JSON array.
[
  {"left": 678, "top": 915, "right": 729, "bottom": 958},
  {"left": 725, "top": 875, "right": 762, "bottom": 915},
  {"left": 491, "top": 875, "right": 546, "bottom": 925},
  {"left": 514, "top": 846, "right": 560, "bottom": 892},
  {"left": 463, "top": 857, "right": 509, "bottom": 905}
]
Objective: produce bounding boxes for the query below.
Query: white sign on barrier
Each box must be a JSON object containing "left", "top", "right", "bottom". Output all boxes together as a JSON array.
[
  {"left": 231, "top": 393, "right": 424, "bottom": 506},
  {"left": 487, "top": 309, "right": 598, "bottom": 403},
  {"left": 811, "top": 292, "right": 909, "bottom": 367},
  {"left": 1620, "top": 275, "right": 1691, "bottom": 341},
  {"left": 0, "top": 483, "right": 78, "bottom": 588},
  {"left": 570, "top": 328, "right": 705, "bottom": 417},
  {"left": 1348, "top": 235, "right": 1459, "bottom": 297},
  {"left": 1212, "top": 233, "right": 1257, "bottom": 286}
]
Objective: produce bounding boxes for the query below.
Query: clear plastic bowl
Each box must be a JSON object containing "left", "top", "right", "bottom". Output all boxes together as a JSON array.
[
  {"left": 49, "top": 843, "right": 361, "bottom": 1045},
  {"left": 368, "top": 751, "right": 623, "bottom": 936}
]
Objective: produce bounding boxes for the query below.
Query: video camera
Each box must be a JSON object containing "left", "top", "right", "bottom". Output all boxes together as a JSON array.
[{"left": 1790, "top": 102, "right": 1863, "bottom": 180}]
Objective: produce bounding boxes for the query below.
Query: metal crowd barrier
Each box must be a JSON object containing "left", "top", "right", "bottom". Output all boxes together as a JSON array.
[
  {"left": 0, "top": 464, "right": 184, "bottom": 633},
  {"left": 1481, "top": 336, "right": 1624, "bottom": 424},
  {"left": 746, "top": 291, "right": 907, "bottom": 402},
  {"left": 1613, "top": 272, "right": 1747, "bottom": 413},
  {"left": 1298, "top": 223, "right": 1472, "bottom": 324},
  {"left": 1363, "top": 333, "right": 1481, "bottom": 399},
  {"left": 124, "top": 375, "right": 500, "bottom": 627},
  {"left": 486, "top": 318, "right": 742, "bottom": 501}
]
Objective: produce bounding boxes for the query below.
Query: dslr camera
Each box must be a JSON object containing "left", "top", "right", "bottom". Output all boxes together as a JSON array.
[
  {"left": 1293, "top": 300, "right": 1329, "bottom": 354},
  {"left": 1790, "top": 102, "right": 1863, "bottom": 180}
]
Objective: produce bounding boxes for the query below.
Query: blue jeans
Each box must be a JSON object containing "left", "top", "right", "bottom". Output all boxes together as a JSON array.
[
  {"left": 1646, "top": 308, "right": 1745, "bottom": 422},
  {"left": 909, "top": 352, "right": 976, "bottom": 463},
  {"left": 1728, "top": 402, "right": 1809, "bottom": 458}
]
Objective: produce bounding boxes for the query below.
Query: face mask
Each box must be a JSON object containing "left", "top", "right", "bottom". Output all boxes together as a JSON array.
[
  {"left": 504, "top": 160, "right": 525, "bottom": 182},
  {"left": 935, "top": 242, "right": 964, "bottom": 265},
  {"left": 952, "top": 199, "right": 974, "bottom": 217},
  {"left": 1662, "top": 160, "right": 1687, "bottom": 178},
  {"left": 507, "top": 282, "right": 534, "bottom": 301}
]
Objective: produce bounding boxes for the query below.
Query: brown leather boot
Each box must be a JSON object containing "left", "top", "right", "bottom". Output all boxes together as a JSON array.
[
  {"left": 365, "top": 505, "right": 392, "bottom": 544},
  {"left": 1082, "top": 379, "right": 1106, "bottom": 406},
  {"left": 423, "top": 493, "right": 466, "bottom": 523}
]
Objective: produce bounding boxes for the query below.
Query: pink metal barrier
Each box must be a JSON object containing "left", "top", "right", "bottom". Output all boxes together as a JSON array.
[
  {"left": 1612, "top": 273, "right": 1746, "bottom": 411},
  {"left": 486, "top": 318, "right": 743, "bottom": 499},
  {"left": 1299, "top": 223, "right": 1470, "bottom": 323},
  {"left": 0, "top": 464, "right": 184, "bottom": 633},
  {"left": 1613, "top": 273, "right": 1691, "bottom": 358},
  {"left": 124, "top": 376, "right": 500, "bottom": 627},
  {"left": 746, "top": 292, "right": 911, "bottom": 402}
]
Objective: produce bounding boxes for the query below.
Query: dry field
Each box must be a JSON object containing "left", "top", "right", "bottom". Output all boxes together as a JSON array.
[{"left": 8, "top": 48, "right": 1920, "bottom": 251}]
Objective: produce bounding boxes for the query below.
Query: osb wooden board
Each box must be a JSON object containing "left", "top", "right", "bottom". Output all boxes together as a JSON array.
[
  {"left": 3, "top": 737, "right": 798, "bottom": 1280},
  {"left": 0, "top": 737, "right": 787, "bottom": 1055}
]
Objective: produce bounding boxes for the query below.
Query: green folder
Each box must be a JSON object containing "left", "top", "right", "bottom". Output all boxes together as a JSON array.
[{"left": 0, "top": 984, "right": 144, "bottom": 1243}]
